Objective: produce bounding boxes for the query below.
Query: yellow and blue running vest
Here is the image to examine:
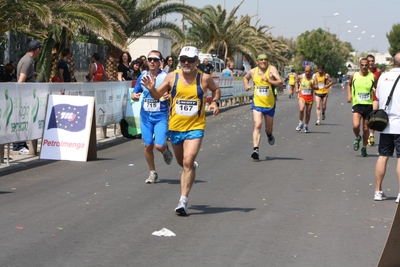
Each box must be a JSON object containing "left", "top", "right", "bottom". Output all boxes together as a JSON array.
[
  {"left": 351, "top": 72, "right": 375, "bottom": 106},
  {"left": 169, "top": 70, "right": 206, "bottom": 131},
  {"left": 253, "top": 66, "right": 275, "bottom": 108},
  {"left": 315, "top": 73, "right": 329, "bottom": 95},
  {"left": 288, "top": 73, "right": 296, "bottom": 86}
]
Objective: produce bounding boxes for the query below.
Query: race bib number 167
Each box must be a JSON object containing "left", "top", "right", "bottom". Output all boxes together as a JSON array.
[{"left": 176, "top": 99, "right": 198, "bottom": 116}]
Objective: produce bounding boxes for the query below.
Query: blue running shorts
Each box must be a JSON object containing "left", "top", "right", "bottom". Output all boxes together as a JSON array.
[
  {"left": 140, "top": 112, "right": 168, "bottom": 146},
  {"left": 251, "top": 105, "right": 276, "bottom": 117},
  {"left": 168, "top": 130, "right": 204, "bottom": 145}
]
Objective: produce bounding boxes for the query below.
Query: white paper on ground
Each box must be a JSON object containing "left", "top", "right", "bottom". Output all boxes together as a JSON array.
[{"left": 152, "top": 228, "right": 176, "bottom": 237}]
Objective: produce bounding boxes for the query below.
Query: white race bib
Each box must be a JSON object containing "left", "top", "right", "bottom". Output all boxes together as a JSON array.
[
  {"left": 257, "top": 86, "right": 270, "bottom": 96},
  {"left": 302, "top": 88, "right": 312, "bottom": 95},
  {"left": 143, "top": 99, "right": 160, "bottom": 112},
  {"left": 175, "top": 99, "right": 198, "bottom": 116},
  {"left": 358, "top": 93, "right": 370, "bottom": 101},
  {"left": 318, "top": 82, "right": 325, "bottom": 89}
]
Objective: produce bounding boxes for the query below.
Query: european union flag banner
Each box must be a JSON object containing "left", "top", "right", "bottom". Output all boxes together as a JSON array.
[{"left": 47, "top": 104, "right": 88, "bottom": 132}]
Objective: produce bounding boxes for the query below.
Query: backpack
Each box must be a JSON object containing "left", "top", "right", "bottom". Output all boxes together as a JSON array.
[
  {"left": 93, "top": 62, "right": 105, "bottom": 82},
  {"left": 120, "top": 119, "right": 142, "bottom": 139}
]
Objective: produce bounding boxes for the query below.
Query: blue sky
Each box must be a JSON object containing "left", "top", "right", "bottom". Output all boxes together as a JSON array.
[{"left": 176, "top": 0, "right": 399, "bottom": 54}]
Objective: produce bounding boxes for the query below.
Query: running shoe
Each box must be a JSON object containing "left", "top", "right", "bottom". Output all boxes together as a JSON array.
[
  {"left": 162, "top": 145, "right": 173, "bottom": 165},
  {"left": 267, "top": 134, "right": 275, "bottom": 145},
  {"left": 353, "top": 136, "right": 361, "bottom": 151},
  {"left": 374, "top": 191, "right": 387, "bottom": 201},
  {"left": 19, "top": 147, "right": 29, "bottom": 154},
  {"left": 251, "top": 148, "right": 259, "bottom": 161},
  {"left": 174, "top": 200, "right": 188, "bottom": 216},
  {"left": 322, "top": 113, "right": 326, "bottom": 120},
  {"left": 296, "top": 122, "right": 304, "bottom": 131},
  {"left": 315, "top": 120, "right": 321, "bottom": 126},
  {"left": 368, "top": 136, "right": 375, "bottom": 146},
  {"left": 145, "top": 171, "right": 158, "bottom": 184},
  {"left": 304, "top": 126, "right": 309, "bottom": 133},
  {"left": 361, "top": 147, "right": 368, "bottom": 157},
  {"left": 396, "top": 193, "right": 400, "bottom": 203}
]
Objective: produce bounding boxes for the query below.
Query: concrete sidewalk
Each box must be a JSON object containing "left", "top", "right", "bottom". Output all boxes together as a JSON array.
[{"left": 0, "top": 124, "right": 125, "bottom": 170}]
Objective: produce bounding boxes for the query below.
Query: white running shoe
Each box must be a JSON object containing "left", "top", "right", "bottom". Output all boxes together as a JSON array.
[
  {"left": 304, "top": 126, "right": 309, "bottom": 133},
  {"left": 374, "top": 191, "right": 387, "bottom": 201},
  {"left": 19, "top": 147, "right": 29, "bottom": 154},
  {"left": 396, "top": 193, "right": 400, "bottom": 203},
  {"left": 315, "top": 120, "right": 321, "bottom": 126},
  {"left": 296, "top": 123, "right": 303, "bottom": 131},
  {"left": 174, "top": 200, "right": 188, "bottom": 216},
  {"left": 145, "top": 171, "right": 158, "bottom": 184}
]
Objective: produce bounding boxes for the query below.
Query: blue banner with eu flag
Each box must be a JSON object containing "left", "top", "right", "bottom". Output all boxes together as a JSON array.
[{"left": 47, "top": 104, "right": 88, "bottom": 132}]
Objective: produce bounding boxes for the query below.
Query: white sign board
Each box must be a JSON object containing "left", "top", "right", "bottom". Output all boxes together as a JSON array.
[{"left": 40, "top": 95, "right": 95, "bottom": 162}]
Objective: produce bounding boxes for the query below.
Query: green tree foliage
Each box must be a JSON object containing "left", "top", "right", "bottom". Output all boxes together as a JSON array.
[
  {"left": 182, "top": 1, "right": 288, "bottom": 67},
  {"left": 295, "top": 28, "right": 350, "bottom": 77},
  {"left": 386, "top": 23, "right": 400, "bottom": 57}
]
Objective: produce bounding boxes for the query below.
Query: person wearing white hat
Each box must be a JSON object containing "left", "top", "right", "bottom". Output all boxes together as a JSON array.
[{"left": 141, "top": 46, "right": 221, "bottom": 216}]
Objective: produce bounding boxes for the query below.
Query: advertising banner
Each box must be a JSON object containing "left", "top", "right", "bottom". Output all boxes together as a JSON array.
[{"left": 40, "top": 95, "right": 95, "bottom": 162}]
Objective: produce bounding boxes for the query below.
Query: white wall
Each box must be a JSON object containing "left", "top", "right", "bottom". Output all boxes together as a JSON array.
[{"left": 127, "top": 33, "right": 173, "bottom": 59}]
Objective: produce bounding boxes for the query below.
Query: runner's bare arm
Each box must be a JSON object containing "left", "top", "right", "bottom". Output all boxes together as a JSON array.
[
  {"left": 268, "top": 66, "right": 283, "bottom": 88},
  {"left": 325, "top": 74, "right": 333, "bottom": 87},
  {"left": 347, "top": 74, "right": 354, "bottom": 103},
  {"left": 141, "top": 73, "right": 172, "bottom": 99},
  {"left": 206, "top": 76, "right": 220, "bottom": 116},
  {"left": 243, "top": 69, "right": 254, "bottom": 91}
]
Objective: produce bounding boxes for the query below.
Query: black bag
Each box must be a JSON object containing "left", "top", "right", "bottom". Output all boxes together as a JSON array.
[
  {"left": 368, "top": 74, "right": 400, "bottom": 132},
  {"left": 120, "top": 119, "right": 141, "bottom": 139},
  {"left": 368, "top": 109, "right": 389, "bottom": 131}
]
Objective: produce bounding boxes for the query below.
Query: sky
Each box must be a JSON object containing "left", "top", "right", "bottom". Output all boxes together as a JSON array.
[{"left": 174, "top": 0, "right": 399, "bottom": 54}]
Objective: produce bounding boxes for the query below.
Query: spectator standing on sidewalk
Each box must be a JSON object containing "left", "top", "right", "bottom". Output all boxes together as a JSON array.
[
  {"left": 58, "top": 48, "right": 72, "bottom": 82},
  {"left": 14, "top": 40, "right": 42, "bottom": 154},
  {"left": 373, "top": 53, "right": 400, "bottom": 202}
]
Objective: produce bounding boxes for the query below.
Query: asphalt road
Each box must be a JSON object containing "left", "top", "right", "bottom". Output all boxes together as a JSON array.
[{"left": 0, "top": 85, "right": 397, "bottom": 267}]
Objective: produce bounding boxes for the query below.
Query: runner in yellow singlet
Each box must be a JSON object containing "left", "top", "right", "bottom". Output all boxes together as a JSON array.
[
  {"left": 141, "top": 46, "right": 221, "bottom": 216},
  {"left": 285, "top": 69, "right": 297, "bottom": 99},
  {"left": 314, "top": 64, "right": 332, "bottom": 126},
  {"left": 243, "top": 52, "right": 283, "bottom": 161},
  {"left": 346, "top": 58, "right": 377, "bottom": 157}
]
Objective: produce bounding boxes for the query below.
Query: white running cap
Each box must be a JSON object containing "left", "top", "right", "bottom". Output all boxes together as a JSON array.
[{"left": 179, "top": 46, "right": 199, "bottom": 58}]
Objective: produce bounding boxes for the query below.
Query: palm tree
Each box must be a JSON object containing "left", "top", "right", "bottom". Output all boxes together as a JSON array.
[
  {"left": 182, "top": 1, "right": 288, "bottom": 67},
  {"left": 105, "top": 0, "right": 195, "bottom": 80},
  {"left": 3, "top": 0, "right": 128, "bottom": 81},
  {"left": 0, "top": 0, "right": 51, "bottom": 35}
]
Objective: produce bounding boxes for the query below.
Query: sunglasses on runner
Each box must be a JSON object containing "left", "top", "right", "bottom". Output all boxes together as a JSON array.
[
  {"left": 148, "top": 57, "right": 160, "bottom": 62},
  {"left": 179, "top": 57, "right": 196, "bottom": 63},
  {"left": 360, "top": 64, "right": 368, "bottom": 67}
]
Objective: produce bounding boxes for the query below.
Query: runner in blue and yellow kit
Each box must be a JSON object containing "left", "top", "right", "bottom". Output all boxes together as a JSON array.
[
  {"left": 314, "top": 64, "right": 332, "bottom": 126},
  {"left": 141, "top": 46, "right": 221, "bottom": 216},
  {"left": 131, "top": 50, "right": 173, "bottom": 184},
  {"left": 347, "top": 58, "right": 377, "bottom": 157},
  {"left": 243, "top": 52, "right": 283, "bottom": 161}
]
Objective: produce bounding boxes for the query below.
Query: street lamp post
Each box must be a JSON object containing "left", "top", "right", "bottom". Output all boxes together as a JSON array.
[
  {"left": 338, "top": 20, "right": 351, "bottom": 40},
  {"left": 323, "top": 13, "right": 339, "bottom": 32}
]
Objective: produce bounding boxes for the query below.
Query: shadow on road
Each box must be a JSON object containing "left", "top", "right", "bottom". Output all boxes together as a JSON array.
[{"left": 188, "top": 205, "right": 256, "bottom": 215}]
